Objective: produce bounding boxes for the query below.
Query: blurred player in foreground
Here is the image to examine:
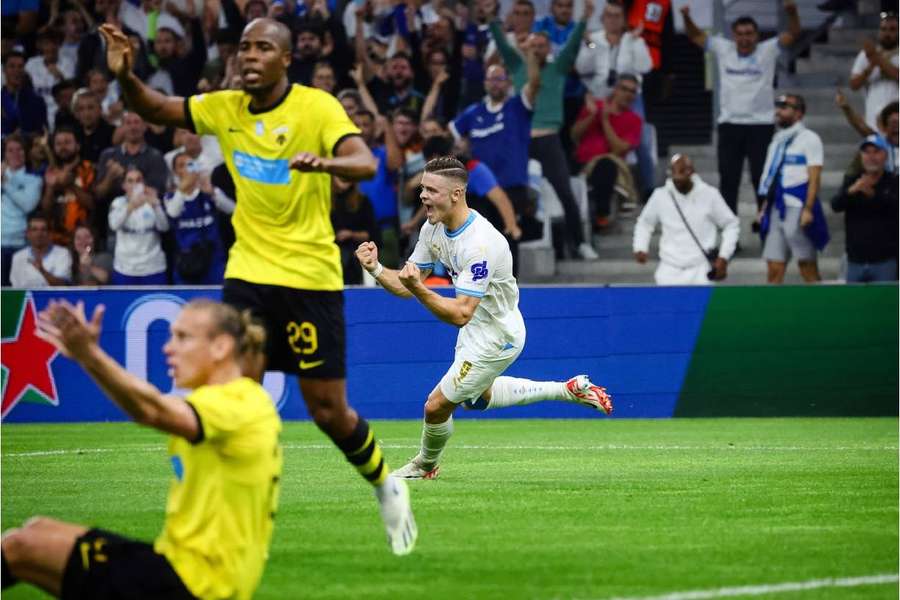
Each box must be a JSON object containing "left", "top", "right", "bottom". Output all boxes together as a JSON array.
[
  {"left": 356, "top": 157, "right": 613, "bottom": 479},
  {"left": 2, "top": 299, "right": 281, "bottom": 600},
  {"left": 98, "top": 17, "right": 416, "bottom": 555}
]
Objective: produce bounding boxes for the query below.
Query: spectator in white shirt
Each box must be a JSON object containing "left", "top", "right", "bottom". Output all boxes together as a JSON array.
[
  {"left": 2, "top": 134, "right": 43, "bottom": 286},
  {"left": 849, "top": 12, "right": 899, "bottom": 131},
  {"left": 681, "top": 2, "right": 801, "bottom": 222},
  {"left": 575, "top": 1, "right": 652, "bottom": 100},
  {"left": 25, "top": 29, "right": 75, "bottom": 128},
  {"left": 108, "top": 166, "right": 169, "bottom": 285},
  {"left": 9, "top": 214, "right": 72, "bottom": 288},
  {"left": 633, "top": 154, "right": 739, "bottom": 286},
  {"left": 758, "top": 94, "right": 827, "bottom": 284}
]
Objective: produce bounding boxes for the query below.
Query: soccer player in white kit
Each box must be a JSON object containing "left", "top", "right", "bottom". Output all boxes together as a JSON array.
[{"left": 355, "top": 157, "right": 612, "bottom": 479}]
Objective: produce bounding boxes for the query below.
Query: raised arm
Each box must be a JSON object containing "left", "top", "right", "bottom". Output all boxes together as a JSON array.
[
  {"left": 355, "top": 241, "right": 421, "bottom": 298},
  {"left": 555, "top": 5, "right": 589, "bottom": 72},
  {"left": 36, "top": 300, "right": 200, "bottom": 440},
  {"left": 778, "top": 0, "right": 801, "bottom": 48},
  {"left": 680, "top": 5, "right": 707, "bottom": 49},
  {"left": 522, "top": 43, "right": 541, "bottom": 108},
  {"left": 835, "top": 88, "right": 874, "bottom": 136},
  {"left": 489, "top": 19, "right": 523, "bottom": 71},
  {"left": 99, "top": 24, "right": 188, "bottom": 128}
]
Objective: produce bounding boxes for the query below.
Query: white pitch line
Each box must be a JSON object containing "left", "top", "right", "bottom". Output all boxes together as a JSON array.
[
  {"left": 5, "top": 443, "right": 898, "bottom": 458},
  {"left": 603, "top": 573, "right": 898, "bottom": 600}
]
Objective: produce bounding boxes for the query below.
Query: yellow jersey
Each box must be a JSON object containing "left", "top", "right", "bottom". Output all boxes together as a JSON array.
[
  {"left": 154, "top": 377, "right": 283, "bottom": 600},
  {"left": 187, "top": 85, "right": 361, "bottom": 290}
]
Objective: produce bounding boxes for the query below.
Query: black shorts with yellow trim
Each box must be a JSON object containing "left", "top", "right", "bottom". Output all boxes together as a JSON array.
[
  {"left": 223, "top": 278, "right": 346, "bottom": 378},
  {"left": 61, "top": 528, "right": 196, "bottom": 600}
]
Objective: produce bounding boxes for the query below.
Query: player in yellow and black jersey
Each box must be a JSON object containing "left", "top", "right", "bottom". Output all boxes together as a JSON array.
[
  {"left": 91, "top": 18, "right": 416, "bottom": 556},
  {"left": 2, "top": 299, "right": 280, "bottom": 600}
]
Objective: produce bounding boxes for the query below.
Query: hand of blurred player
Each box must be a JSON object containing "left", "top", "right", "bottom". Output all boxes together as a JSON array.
[
  {"left": 289, "top": 152, "right": 325, "bottom": 172},
  {"left": 99, "top": 24, "right": 134, "bottom": 79},
  {"left": 398, "top": 262, "right": 421, "bottom": 290},
  {"left": 679, "top": 5, "right": 690, "bottom": 18},
  {"left": 36, "top": 300, "right": 105, "bottom": 361},
  {"left": 355, "top": 241, "right": 380, "bottom": 272},
  {"left": 633, "top": 251, "right": 648, "bottom": 264}
]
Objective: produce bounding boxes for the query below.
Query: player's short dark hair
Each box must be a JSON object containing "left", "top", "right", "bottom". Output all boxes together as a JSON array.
[
  {"left": 732, "top": 16, "right": 758, "bottom": 32},
  {"left": 424, "top": 156, "right": 468, "bottom": 187},
  {"left": 423, "top": 135, "right": 454, "bottom": 161}
]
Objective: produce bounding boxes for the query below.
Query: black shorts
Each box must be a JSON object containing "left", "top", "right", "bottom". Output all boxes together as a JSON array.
[
  {"left": 62, "top": 529, "right": 196, "bottom": 600},
  {"left": 223, "top": 278, "right": 346, "bottom": 378}
]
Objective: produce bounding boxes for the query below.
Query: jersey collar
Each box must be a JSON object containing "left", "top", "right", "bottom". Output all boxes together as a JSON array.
[
  {"left": 445, "top": 210, "right": 475, "bottom": 238},
  {"left": 248, "top": 83, "right": 293, "bottom": 115}
]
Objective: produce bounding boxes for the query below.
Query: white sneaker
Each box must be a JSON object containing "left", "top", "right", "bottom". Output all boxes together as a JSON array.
[
  {"left": 577, "top": 242, "right": 599, "bottom": 260},
  {"left": 392, "top": 458, "right": 440, "bottom": 480},
  {"left": 375, "top": 475, "right": 418, "bottom": 556},
  {"left": 566, "top": 374, "right": 613, "bottom": 414}
]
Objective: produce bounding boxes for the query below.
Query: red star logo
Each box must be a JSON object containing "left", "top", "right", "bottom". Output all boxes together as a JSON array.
[{"left": 2, "top": 296, "right": 59, "bottom": 418}]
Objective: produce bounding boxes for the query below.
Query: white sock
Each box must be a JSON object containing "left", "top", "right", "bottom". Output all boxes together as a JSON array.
[
  {"left": 418, "top": 417, "right": 453, "bottom": 467},
  {"left": 486, "top": 376, "right": 570, "bottom": 409}
]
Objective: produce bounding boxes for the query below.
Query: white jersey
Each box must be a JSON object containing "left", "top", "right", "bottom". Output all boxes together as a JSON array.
[{"left": 409, "top": 209, "right": 526, "bottom": 357}]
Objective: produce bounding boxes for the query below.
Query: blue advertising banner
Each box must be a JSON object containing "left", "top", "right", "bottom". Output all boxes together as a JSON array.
[{"left": 2, "top": 286, "right": 711, "bottom": 423}]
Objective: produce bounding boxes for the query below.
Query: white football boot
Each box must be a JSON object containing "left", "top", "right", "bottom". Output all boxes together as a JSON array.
[{"left": 375, "top": 474, "right": 418, "bottom": 556}]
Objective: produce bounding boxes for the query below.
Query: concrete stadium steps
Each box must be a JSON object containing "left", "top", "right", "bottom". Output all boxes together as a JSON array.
[{"left": 529, "top": 256, "right": 845, "bottom": 285}]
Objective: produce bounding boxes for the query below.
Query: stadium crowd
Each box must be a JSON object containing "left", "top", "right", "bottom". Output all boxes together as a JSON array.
[{"left": 1, "top": 0, "right": 897, "bottom": 287}]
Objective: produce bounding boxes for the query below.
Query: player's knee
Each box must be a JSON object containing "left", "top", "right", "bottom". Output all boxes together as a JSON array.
[{"left": 423, "top": 397, "right": 453, "bottom": 423}]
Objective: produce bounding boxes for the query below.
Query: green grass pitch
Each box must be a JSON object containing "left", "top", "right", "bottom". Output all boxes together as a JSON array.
[{"left": 2, "top": 418, "right": 897, "bottom": 599}]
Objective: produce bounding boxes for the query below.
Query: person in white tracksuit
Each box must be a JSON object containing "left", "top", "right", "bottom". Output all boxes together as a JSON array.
[
  {"left": 633, "top": 154, "right": 740, "bottom": 285},
  {"left": 355, "top": 156, "right": 613, "bottom": 480}
]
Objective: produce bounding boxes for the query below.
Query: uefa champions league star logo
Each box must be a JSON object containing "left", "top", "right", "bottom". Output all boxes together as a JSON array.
[
  {"left": 470, "top": 261, "right": 488, "bottom": 282},
  {"left": 1, "top": 292, "right": 60, "bottom": 419}
]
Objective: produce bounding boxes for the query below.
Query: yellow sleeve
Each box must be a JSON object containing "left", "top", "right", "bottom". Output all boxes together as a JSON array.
[
  {"left": 187, "top": 91, "right": 230, "bottom": 137},
  {"left": 187, "top": 386, "right": 244, "bottom": 442},
  {"left": 316, "top": 92, "right": 361, "bottom": 158}
]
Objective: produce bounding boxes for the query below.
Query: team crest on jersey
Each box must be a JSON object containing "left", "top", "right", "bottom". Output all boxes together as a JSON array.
[
  {"left": 470, "top": 260, "right": 488, "bottom": 282},
  {"left": 273, "top": 125, "right": 289, "bottom": 145}
]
